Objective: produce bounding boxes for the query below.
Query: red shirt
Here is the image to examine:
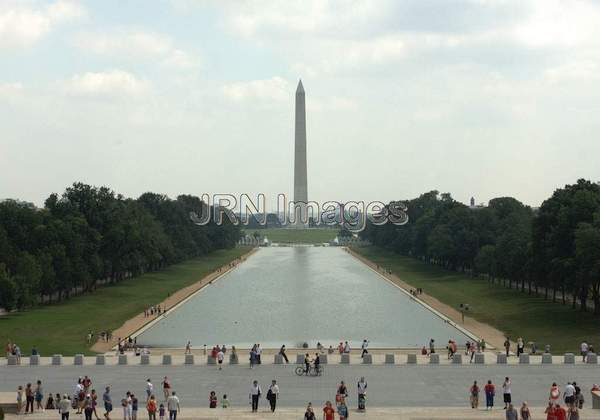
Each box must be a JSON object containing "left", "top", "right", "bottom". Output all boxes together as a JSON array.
[
  {"left": 555, "top": 407, "right": 566, "bottom": 420},
  {"left": 484, "top": 384, "right": 495, "bottom": 394},
  {"left": 323, "top": 406, "right": 335, "bottom": 420}
]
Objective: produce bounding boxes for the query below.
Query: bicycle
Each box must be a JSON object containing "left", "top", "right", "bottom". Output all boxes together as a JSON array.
[{"left": 294, "top": 364, "right": 324, "bottom": 376}]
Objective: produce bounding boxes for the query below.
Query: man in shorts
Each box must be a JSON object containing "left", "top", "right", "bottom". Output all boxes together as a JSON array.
[
  {"left": 217, "top": 349, "right": 224, "bottom": 370},
  {"left": 502, "top": 377, "right": 512, "bottom": 409},
  {"left": 103, "top": 386, "right": 112, "bottom": 420}
]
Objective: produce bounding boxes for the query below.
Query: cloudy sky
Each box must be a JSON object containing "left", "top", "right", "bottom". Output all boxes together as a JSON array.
[{"left": 1, "top": 0, "right": 600, "bottom": 209}]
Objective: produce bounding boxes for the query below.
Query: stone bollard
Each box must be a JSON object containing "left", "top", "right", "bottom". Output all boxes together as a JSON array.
[
  {"left": 475, "top": 353, "right": 485, "bottom": 364},
  {"left": 274, "top": 354, "right": 284, "bottom": 364},
  {"left": 30, "top": 355, "right": 41, "bottom": 366},
  {"left": 296, "top": 354, "right": 305, "bottom": 364},
  {"left": 74, "top": 354, "right": 84, "bottom": 366},
  {"left": 564, "top": 353, "right": 575, "bottom": 364},
  {"left": 341, "top": 354, "right": 350, "bottom": 364},
  {"left": 497, "top": 354, "right": 507, "bottom": 364},
  {"left": 52, "top": 354, "right": 62, "bottom": 365},
  {"left": 141, "top": 355, "right": 151, "bottom": 365},
  {"left": 407, "top": 354, "right": 417, "bottom": 364},
  {"left": 385, "top": 354, "right": 395, "bottom": 364},
  {"left": 429, "top": 354, "right": 440, "bottom": 364},
  {"left": 118, "top": 355, "right": 128, "bottom": 365},
  {"left": 185, "top": 354, "right": 194, "bottom": 365},
  {"left": 207, "top": 356, "right": 216, "bottom": 365},
  {"left": 587, "top": 353, "right": 598, "bottom": 364},
  {"left": 542, "top": 354, "right": 553, "bottom": 364},
  {"left": 319, "top": 354, "right": 328, "bottom": 364},
  {"left": 519, "top": 354, "right": 530, "bottom": 364},
  {"left": 162, "top": 354, "right": 172, "bottom": 365},
  {"left": 452, "top": 354, "right": 462, "bottom": 364},
  {"left": 362, "top": 354, "right": 373, "bottom": 364},
  {"left": 96, "top": 355, "right": 105, "bottom": 365},
  {"left": 7, "top": 355, "right": 18, "bottom": 365},
  {"left": 229, "top": 353, "right": 238, "bottom": 364}
]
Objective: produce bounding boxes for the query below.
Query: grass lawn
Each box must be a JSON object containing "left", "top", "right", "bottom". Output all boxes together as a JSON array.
[
  {"left": 244, "top": 228, "right": 337, "bottom": 244},
  {"left": 354, "top": 246, "right": 600, "bottom": 353},
  {"left": 0, "top": 247, "right": 250, "bottom": 356}
]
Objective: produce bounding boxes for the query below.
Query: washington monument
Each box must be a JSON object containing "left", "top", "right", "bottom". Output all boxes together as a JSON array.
[{"left": 293, "top": 79, "right": 308, "bottom": 227}]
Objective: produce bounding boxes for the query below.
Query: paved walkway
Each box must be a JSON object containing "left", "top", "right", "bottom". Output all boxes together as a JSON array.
[
  {"left": 2, "top": 363, "right": 599, "bottom": 408},
  {"left": 91, "top": 248, "right": 257, "bottom": 353},
  {"left": 4, "top": 406, "right": 600, "bottom": 419},
  {"left": 347, "top": 248, "right": 509, "bottom": 350}
]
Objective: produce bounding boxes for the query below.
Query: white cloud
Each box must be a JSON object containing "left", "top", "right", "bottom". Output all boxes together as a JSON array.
[
  {"left": 0, "top": 0, "right": 85, "bottom": 48},
  {"left": 74, "top": 30, "right": 201, "bottom": 70},
  {"left": 222, "top": 77, "right": 290, "bottom": 102},
  {"left": 65, "top": 70, "right": 150, "bottom": 97}
]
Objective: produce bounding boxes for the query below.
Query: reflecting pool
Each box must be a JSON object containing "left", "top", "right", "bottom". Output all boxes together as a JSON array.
[{"left": 135, "top": 247, "right": 472, "bottom": 348}]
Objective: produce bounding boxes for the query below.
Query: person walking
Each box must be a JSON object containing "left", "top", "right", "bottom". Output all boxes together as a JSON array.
[
  {"left": 505, "top": 403, "right": 518, "bottom": 420},
  {"left": 550, "top": 382, "right": 561, "bottom": 405},
  {"left": 484, "top": 380, "right": 495, "bottom": 410},
  {"left": 304, "top": 402, "right": 315, "bottom": 420},
  {"left": 146, "top": 395, "right": 157, "bottom": 420},
  {"left": 564, "top": 382, "right": 576, "bottom": 409},
  {"left": 357, "top": 377, "right": 367, "bottom": 411},
  {"left": 58, "top": 394, "right": 71, "bottom": 420},
  {"left": 279, "top": 345, "right": 289, "bottom": 363},
  {"left": 568, "top": 405, "right": 580, "bottom": 420},
  {"left": 337, "top": 398, "right": 349, "bottom": 420},
  {"left": 517, "top": 338, "right": 525, "bottom": 357},
  {"left": 249, "top": 380, "right": 261, "bottom": 413},
  {"left": 166, "top": 392, "right": 179, "bottom": 420},
  {"left": 161, "top": 377, "right": 171, "bottom": 402},
  {"left": 217, "top": 349, "right": 224, "bottom": 370},
  {"left": 208, "top": 391, "right": 217, "bottom": 408},
  {"left": 266, "top": 380, "right": 279, "bottom": 412},
  {"left": 323, "top": 401, "right": 335, "bottom": 420},
  {"left": 145, "top": 380, "right": 154, "bottom": 403},
  {"left": 360, "top": 340, "right": 369, "bottom": 358},
  {"left": 502, "top": 377, "right": 512, "bottom": 410},
  {"left": 103, "top": 386, "right": 112, "bottom": 420},
  {"left": 469, "top": 381, "right": 479, "bottom": 409}
]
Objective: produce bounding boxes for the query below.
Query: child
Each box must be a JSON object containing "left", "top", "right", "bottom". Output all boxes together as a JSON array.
[
  {"left": 45, "top": 393, "right": 55, "bottom": 409},
  {"left": 158, "top": 403, "right": 165, "bottom": 420},
  {"left": 221, "top": 395, "right": 229, "bottom": 409},
  {"left": 209, "top": 391, "right": 217, "bottom": 408},
  {"left": 17, "top": 385, "right": 23, "bottom": 413}
]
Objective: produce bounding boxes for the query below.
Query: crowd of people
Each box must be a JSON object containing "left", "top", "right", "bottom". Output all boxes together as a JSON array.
[{"left": 468, "top": 376, "right": 591, "bottom": 419}]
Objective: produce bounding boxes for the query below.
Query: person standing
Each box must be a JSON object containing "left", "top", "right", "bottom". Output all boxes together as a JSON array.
[
  {"left": 484, "top": 380, "right": 495, "bottom": 410},
  {"left": 208, "top": 392, "right": 217, "bottom": 408},
  {"left": 505, "top": 403, "right": 518, "bottom": 420},
  {"left": 166, "top": 392, "right": 179, "bottom": 420},
  {"left": 217, "top": 349, "right": 224, "bottom": 370},
  {"left": 267, "top": 380, "right": 279, "bottom": 412},
  {"left": 516, "top": 338, "right": 524, "bottom": 357},
  {"left": 184, "top": 341, "right": 191, "bottom": 355},
  {"left": 357, "top": 377, "right": 367, "bottom": 411},
  {"left": 564, "top": 382, "right": 575, "bottom": 409},
  {"left": 502, "top": 377, "right": 512, "bottom": 410},
  {"left": 469, "top": 381, "right": 479, "bottom": 409},
  {"left": 568, "top": 405, "right": 580, "bottom": 420},
  {"left": 146, "top": 395, "right": 157, "bottom": 420},
  {"left": 337, "top": 398, "right": 348, "bottom": 420},
  {"left": 279, "top": 345, "right": 289, "bottom": 363},
  {"left": 429, "top": 339, "right": 435, "bottom": 354},
  {"left": 581, "top": 341, "right": 589, "bottom": 362},
  {"left": 35, "top": 380, "right": 44, "bottom": 411},
  {"left": 58, "top": 394, "right": 71, "bottom": 420},
  {"left": 25, "top": 383, "right": 34, "bottom": 413},
  {"left": 555, "top": 403, "right": 567, "bottom": 420},
  {"left": 304, "top": 403, "right": 315, "bottom": 420},
  {"left": 256, "top": 344, "right": 262, "bottom": 364},
  {"left": 103, "top": 386, "right": 112, "bottom": 420},
  {"left": 323, "top": 401, "right": 335, "bottom": 420},
  {"left": 16, "top": 385, "right": 23, "bottom": 414},
  {"left": 550, "top": 382, "right": 560, "bottom": 405},
  {"left": 360, "top": 340, "right": 369, "bottom": 358},
  {"left": 249, "top": 380, "right": 261, "bottom": 413},
  {"left": 504, "top": 338, "right": 511, "bottom": 357}
]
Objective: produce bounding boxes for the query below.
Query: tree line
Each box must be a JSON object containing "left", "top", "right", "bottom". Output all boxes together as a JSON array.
[
  {"left": 0, "top": 183, "right": 240, "bottom": 310},
  {"left": 361, "top": 179, "right": 600, "bottom": 314}
]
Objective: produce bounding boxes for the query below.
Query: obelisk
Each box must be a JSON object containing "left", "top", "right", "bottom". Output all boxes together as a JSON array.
[{"left": 293, "top": 79, "right": 308, "bottom": 227}]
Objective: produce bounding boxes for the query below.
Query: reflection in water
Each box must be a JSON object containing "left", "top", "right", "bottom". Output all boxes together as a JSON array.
[{"left": 136, "top": 247, "right": 470, "bottom": 348}]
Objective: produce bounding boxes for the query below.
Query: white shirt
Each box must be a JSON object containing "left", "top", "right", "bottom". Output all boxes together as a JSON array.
[
  {"left": 166, "top": 395, "right": 179, "bottom": 411},
  {"left": 502, "top": 381, "right": 511, "bottom": 394},
  {"left": 581, "top": 342, "right": 589, "bottom": 352},
  {"left": 146, "top": 382, "right": 153, "bottom": 393},
  {"left": 358, "top": 381, "right": 367, "bottom": 393},
  {"left": 249, "top": 384, "right": 261, "bottom": 396},
  {"left": 269, "top": 384, "right": 279, "bottom": 396},
  {"left": 362, "top": 342, "right": 369, "bottom": 350},
  {"left": 217, "top": 351, "right": 224, "bottom": 361},
  {"left": 565, "top": 384, "right": 575, "bottom": 397},
  {"left": 344, "top": 344, "right": 351, "bottom": 352}
]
